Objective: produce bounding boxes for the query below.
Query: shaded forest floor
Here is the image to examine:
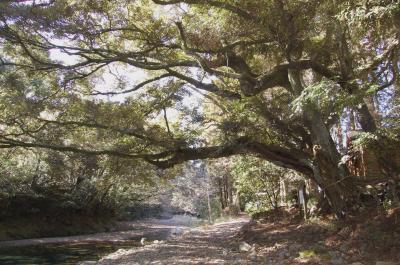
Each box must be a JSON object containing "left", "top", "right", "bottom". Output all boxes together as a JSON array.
[
  {"left": 237, "top": 207, "right": 400, "bottom": 265},
  {"left": 93, "top": 209, "right": 400, "bottom": 265}
]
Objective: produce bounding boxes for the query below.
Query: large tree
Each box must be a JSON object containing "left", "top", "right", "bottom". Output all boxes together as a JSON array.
[{"left": 0, "top": 0, "right": 399, "bottom": 217}]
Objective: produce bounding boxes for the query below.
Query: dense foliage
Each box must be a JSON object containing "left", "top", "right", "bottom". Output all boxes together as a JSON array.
[
  {"left": 0, "top": 147, "right": 167, "bottom": 217},
  {"left": 232, "top": 156, "right": 301, "bottom": 213}
]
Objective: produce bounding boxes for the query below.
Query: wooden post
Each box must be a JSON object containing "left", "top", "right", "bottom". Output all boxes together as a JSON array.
[
  {"left": 298, "top": 183, "right": 308, "bottom": 220},
  {"left": 280, "top": 176, "right": 289, "bottom": 206}
]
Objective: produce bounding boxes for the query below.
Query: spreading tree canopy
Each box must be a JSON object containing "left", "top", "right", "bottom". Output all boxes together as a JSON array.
[{"left": 0, "top": 0, "right": 399, "bottom": 217}]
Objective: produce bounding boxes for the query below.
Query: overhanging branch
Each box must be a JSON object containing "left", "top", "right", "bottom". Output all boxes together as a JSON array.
[
  {"left": 166, "top": 69, "right": 242, "bottom": 99},
  {"left": 90, "top": 73, "right": 173, "bottom": 95},
  {"left": 146, "top": 138, "right": 313, "bottom": 175},
  {"left": 0, "top": 136, "right": 312, "bottom": 175}
]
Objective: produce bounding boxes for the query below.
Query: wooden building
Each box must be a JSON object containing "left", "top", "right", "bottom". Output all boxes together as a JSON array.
[{"left": 346, "top": 131, "right": 400, "bottom": 179}]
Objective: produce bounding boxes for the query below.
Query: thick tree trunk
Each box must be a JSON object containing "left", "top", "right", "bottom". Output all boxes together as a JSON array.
[
  {"left": 311, "top": 149, "right": 349, "bottom": 218},
  {"left": 308, "top": 110, "right": 353, "bottom": 218},
  {"left": 289, "top": 69, "right": 356, "bottom": 218}
]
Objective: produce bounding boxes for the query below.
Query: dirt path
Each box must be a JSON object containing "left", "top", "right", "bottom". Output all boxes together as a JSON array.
[
  {"left": 3, "top": 214, "right": 398, "bottom": 264},
  {"left": 95, "top": 216, "right": 259, "bottom": 265},
  {"left": 89, "top": 215, "right": 400, "bottom": 265}
]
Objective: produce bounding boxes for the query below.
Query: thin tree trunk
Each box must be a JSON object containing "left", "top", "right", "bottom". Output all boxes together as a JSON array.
[
  {"left": 207, "top": 174, "right": 212, "bottom": 223},
  {"left": 218, "top": 178, "right": 225, "bottom": 209}
]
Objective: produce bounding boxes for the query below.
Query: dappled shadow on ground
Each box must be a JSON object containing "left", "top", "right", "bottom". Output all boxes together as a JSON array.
[
  {"left": 96, "top": 209, "right": 400, "bottom": 265},
  {"left": 97, "top": 216, "right": 261, "bottom": 265},
  {"left": 237, "top": 219, "right": 334, "bottom": 265},
  {"left": 96, "top": 214, "right": 334, "bottom": 265},
  {"left": 237, "top": 207, "right": 400, "bottom": 265}
]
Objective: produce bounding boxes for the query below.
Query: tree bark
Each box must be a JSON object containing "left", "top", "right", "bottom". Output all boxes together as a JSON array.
[{"left": 288, "top": 69, "right": 356, "bottom": 218}]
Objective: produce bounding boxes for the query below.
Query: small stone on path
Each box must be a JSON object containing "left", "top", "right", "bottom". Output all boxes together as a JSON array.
[{"left": 239, "top": 241, "right": 252, "bottom": 252}]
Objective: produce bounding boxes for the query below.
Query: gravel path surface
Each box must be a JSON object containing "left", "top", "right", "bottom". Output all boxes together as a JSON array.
[{"left": 95, "top": 216, "right": 261, "bottom": 265}]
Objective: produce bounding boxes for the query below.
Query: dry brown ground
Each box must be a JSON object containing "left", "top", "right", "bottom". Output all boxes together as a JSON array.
[
  {"left": 96, "top": 215, "right": 258, "bottom": 265},
  {"left": 93, "top": 210, "right": 400, "bottom": 265},
  {"left": 237, "top": 208, "right": 400, "bottom": 265},
  {"left": 4, "top": 210, "right": 398, "bottom": 264}
]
